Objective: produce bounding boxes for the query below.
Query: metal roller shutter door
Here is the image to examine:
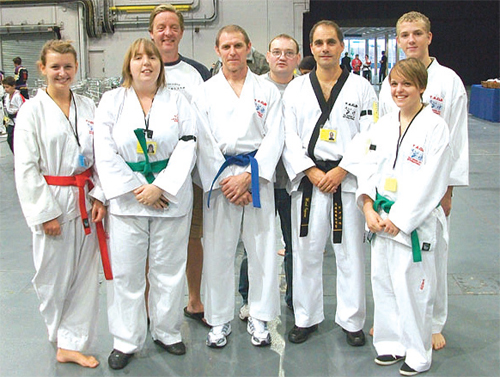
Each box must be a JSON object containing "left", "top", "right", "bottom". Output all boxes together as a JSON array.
[{"left": 1, "top": 34, "right": 53, "bottom": 96}]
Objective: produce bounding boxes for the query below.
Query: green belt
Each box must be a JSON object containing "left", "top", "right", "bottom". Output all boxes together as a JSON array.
[
  {"left": 127, "top": 128, "right": 169, "bottom": 184},
  {"left": 372, "top": 192, "right": 422, "bottom": 263}
]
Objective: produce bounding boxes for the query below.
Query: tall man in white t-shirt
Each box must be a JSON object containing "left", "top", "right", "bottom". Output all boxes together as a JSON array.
[{"left": 149, "top": 4, "right": 211, "bottom": 326}]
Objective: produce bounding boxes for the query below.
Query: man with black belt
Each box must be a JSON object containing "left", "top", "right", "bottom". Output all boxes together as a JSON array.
[{"left": 282, "top": 20, "right": 377, "bottom": 346}]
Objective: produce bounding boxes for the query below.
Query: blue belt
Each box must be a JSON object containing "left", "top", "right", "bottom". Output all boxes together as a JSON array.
[{"left": 207, "top": 150, "right": 260, "bottom": 208}]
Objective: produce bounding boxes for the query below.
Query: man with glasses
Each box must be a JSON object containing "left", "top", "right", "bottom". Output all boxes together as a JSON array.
[
  {"left": 238, "top": 34, "right": 301, "bottom": 321},
  {"left": 282, "top": 20, "right": 377, "bottom": 346}
]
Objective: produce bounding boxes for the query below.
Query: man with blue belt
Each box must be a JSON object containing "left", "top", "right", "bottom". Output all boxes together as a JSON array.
[{"left": 193, "top": 24, "right": 283, "bottom": 349}]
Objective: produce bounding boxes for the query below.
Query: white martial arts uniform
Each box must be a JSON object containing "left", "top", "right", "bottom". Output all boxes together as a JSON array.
[
  {"left": 14, "top": 89, "right": 103, "bottom": 351},
  {"left": 3, "top": 89, "right": 25, "bottom": 125},
  {"left": 193, "top": 69, "right": 283, "bottom": 326},
  {"left": 94, "top": 86, "right": 196, "bottom": 353},
  {"left": 380, "top": 57, "right": 469, "bottom": 333},
  {"left": 356, "top": 105, "right": 451, "bottom": 372},
  {"left": 282, "top": 70, "right": 377, "bottom": 331}
]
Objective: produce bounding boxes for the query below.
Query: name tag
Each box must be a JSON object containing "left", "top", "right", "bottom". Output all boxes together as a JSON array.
[
  {"left": 384, "top": 177, "right": 397, "bottom": 192},
  {"left": 320, "top": 129, "right": 337, "bottom": 142},
  {"left": 137, "top": 141, "right": 158, "bottom": 155},
  {"left": 78, "top": 154, "right": 87, "bottom": 168}
]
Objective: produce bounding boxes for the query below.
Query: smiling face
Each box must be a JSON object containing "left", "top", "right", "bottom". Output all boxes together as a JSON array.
[
  {"left": 149, "top": 10, "right": 184, "bottom": 61},
  {"left": 396, "top": 20, "right": 432, "bottom": 62},
  {"left": 310, "top": 24, "right": 344, "bottom": 71},
  {"left": 390, "top": 70, "right": 425, "bottom": 112},
  {"left": 40, "top": 52, "right": 78, "bottom": 92},
  {"left": 216, "top": 31, "right": 251, "bottom": 75}
]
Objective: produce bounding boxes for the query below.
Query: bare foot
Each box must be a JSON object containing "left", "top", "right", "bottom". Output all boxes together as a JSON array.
[
  {"left": 432, "top": 333, "right": 446, "bottom": 350},
  {"left": 277, "top": 249, "right": 285, "bottom": 257},
  {"left": 369, "top": 327, "right": 374, "bottom": 336},
  {"left": 56, "top": 348, "right": 99, "bottom": 368}
]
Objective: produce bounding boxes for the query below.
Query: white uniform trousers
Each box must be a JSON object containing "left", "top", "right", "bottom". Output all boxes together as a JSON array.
[
  {"left": 432, "top": 215, "right": 450, "bottom": 333},
  {"left": 32, "top": 215, "right": 100, "bottom": 351},
  {"left": 291, "top": 189, "right": 366, "bottom": 330},
  {"left": 203, "top": 180, "right": 280, "bottom": 326},
  {"left": 107, "top": 213, "right": 190, "bottom": 354},
  {"left": 372, "top": 235, "right": 437, "bottom": 373}
]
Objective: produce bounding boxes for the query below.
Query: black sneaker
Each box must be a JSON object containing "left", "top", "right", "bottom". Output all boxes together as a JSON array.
[
  {"left": 399, "top": 362, "right": 419, "bottom": 376},
  {"left": 343, "top": 328, "right": 366, "bottom": 346},
  {"left": 375, "top": 354, "right": 404, "bottom": 366},
  {"left": 108, "top": 349, "right": 134, "bottom": 370}
]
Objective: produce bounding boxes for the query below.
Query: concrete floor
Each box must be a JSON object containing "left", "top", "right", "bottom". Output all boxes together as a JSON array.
[{"left": 0, "top": 107, "right": 499, "bottom": 377}]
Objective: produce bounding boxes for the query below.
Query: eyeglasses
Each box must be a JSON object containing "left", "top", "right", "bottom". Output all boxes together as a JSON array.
[{"left": 270, "top": 49, "right": 297, "bottom": 59}]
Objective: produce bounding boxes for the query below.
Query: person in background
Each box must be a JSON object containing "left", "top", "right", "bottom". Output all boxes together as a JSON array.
[
  {"left": 13, "top": 56, "right": 29, "bottom": 99},
  {"left": 298, "top": 55, "right": 316, "bottom": 75},
  {"left": 362, "top": 54, "right": 372, "bottom": 82},
  {"left": 379, "top": 51, "right": 388, "bottom": 83},
  {"left": 2, "top": 76, "right": 25, "bottom": 153},
  {"left": 352, "top": 54, "right": 362, "bottom": 75},
  {"left": 341, "top": 52, "right": 352, "bottom": 72},
  {"left": 14, "top": 40, "right": 106, "bottom": 368},
  {"left": 148, "top": 3, "right": 211, "bottom": 326}
]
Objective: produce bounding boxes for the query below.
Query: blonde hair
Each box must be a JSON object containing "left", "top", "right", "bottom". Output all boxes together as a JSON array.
[
  {"left": 396, "top": 11, "right": 431, "bottom": 35},
  {"left": 39, "top": 40, "right": 77, "bottom": 67},
  {"left": 149, "top": 4, "right": 184, "bottom": 32},
  {"left": 121, "top": 38, "right": 166, "bottom": 89}
]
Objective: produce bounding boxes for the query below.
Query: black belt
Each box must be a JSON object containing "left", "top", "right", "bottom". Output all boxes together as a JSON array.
[{"left": 299, "top": 159, "right": 342, "bottom": 243}]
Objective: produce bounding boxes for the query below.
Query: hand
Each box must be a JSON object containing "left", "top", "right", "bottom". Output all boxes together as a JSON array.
[
  {"left": 380, "top": 218, "right": 400, "bottom": 236},
  {"left": 317, "top": 167, "right": 347, "bottom": 193},
  {"left": 233, "top": 191, "right": 253, "bottom": 206},
  {"left": 220, "top": 173, "right": 251, "bottom": 204},
  {"left": 43, "top": 218, "right": 61, "bottom": 236},
  {"left": 440, "top": 187, "right": 453, "bottom": 217},
  {"left": 304, "top": 167, "right": 325, "bottom": 187},
  {"left": 362, "top": 195, "right": 385, "bottom": 233},
  {"left": 134, "top": 184, "right": 164, "bottom": 207},
  {"left": 91, "top": 200, "right": 106, "bottom": 222}
]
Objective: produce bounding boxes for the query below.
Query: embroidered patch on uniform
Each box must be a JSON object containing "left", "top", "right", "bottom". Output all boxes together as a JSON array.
[
  {"left": 422, "top": 242, "right": 431, "bottom": 251},
  {"left": 86, "top": 119, "right": 94, "bottom": 135},
  {"left": 407, "top": 144, "right": 424, "bottom": 166},
  {"left": 343, "top": 102, "right": 358, "bottom": 120},
  {"left": 171, "top": 114, "right": 179, "bottom": 123},
  {"left": 167, "top": 83, "right": 186, "bottom": 91},
  {"left": 429, "top": 95, "right": 444, "bottom": 115},
  {"left": 420, "top": 279, "right": 425, "bottom": 290},
  {"left": 254, "top": 99, "right": 267, "bottom": 119}
]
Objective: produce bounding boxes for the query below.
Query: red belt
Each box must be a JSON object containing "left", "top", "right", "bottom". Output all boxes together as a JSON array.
[{"left": 44, "top": 168, "right": 113, "bottom": 280}]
